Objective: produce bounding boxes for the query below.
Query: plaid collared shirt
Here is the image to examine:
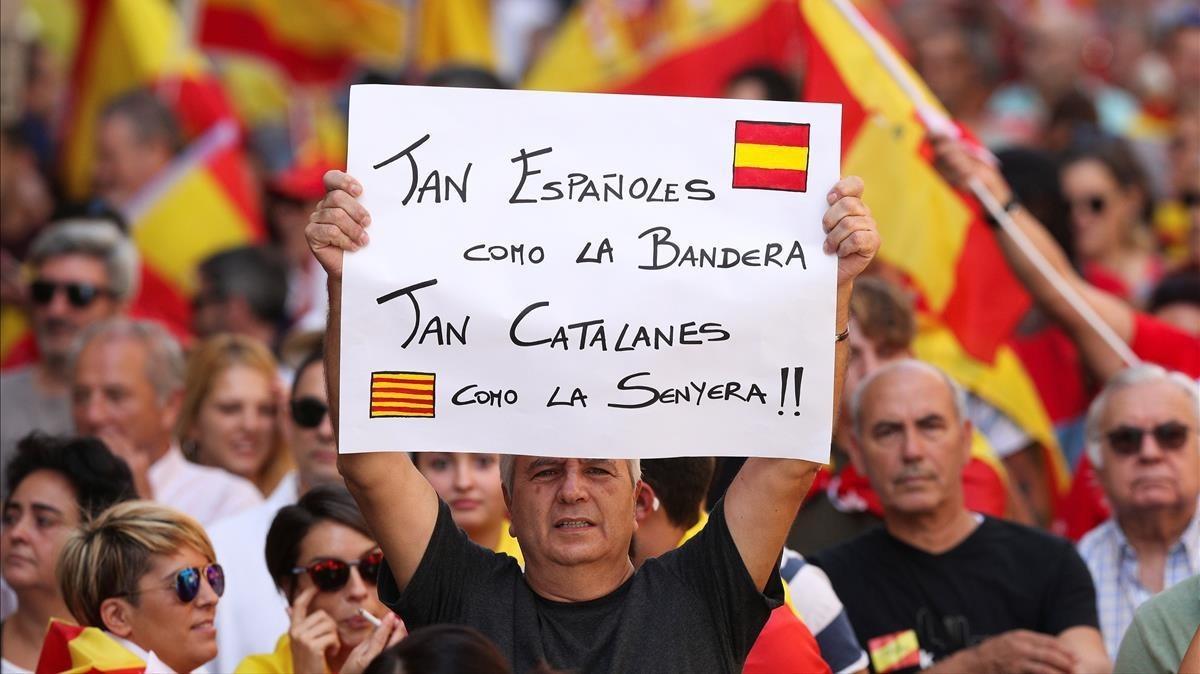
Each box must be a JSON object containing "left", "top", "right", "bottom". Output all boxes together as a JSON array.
[{"left": 1077, "top": 501, "right": 1200, "bottom": 659}]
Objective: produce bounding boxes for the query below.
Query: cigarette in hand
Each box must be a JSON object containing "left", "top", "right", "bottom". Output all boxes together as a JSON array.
[{"left": 359, "top": 608, "right": 383, "bottom": 627}]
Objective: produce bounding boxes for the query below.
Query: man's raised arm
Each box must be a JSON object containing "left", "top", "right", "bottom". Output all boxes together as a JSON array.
[
  {"left": 309, "top": 170, "right": 440, "bottom": 591},
  {"left": 725, "top": 176, "right": 880, "bottom": 591}
]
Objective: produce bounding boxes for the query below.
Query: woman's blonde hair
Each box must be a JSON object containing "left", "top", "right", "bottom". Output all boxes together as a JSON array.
[
  {"left": 58, "top": 501, "right": 216, "bottom": 630},
  {"left": 177, "top": 334, "right": 293, "bottom": 496}
]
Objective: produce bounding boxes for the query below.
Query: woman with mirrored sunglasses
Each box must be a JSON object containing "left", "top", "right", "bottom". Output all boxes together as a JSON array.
[
  {"left": 240, "top": 485, "right": 403, "bottom": 674},
  {"left": 177, "top": 334, "right": 294, "bottom": 498},
  {"left": 52, "top": 501, "right": 223, "bottom": 673},
  {"left": 1060, "top": 138, "right": 1164, "bottom": 307}
]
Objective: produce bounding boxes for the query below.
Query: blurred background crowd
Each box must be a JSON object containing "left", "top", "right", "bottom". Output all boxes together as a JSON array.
[{"left": 0, "top": 0, "right": 1197, "bottom": 673}]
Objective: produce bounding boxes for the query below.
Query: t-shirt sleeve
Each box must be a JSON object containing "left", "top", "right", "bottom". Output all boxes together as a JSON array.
[
  {"left": 1130, "top": 312, "right": 1200, "bottom": 378},
  {"left": 376, "top": 499, "right": 516, "bottom": 628},
  {"left": 1040, "top": 541, "right": 1099, "bottom": 634},
  {"left": 662, "top": 499, "right": 785, "bottom": 663}
]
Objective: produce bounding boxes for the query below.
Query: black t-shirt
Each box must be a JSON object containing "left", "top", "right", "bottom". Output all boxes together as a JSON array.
[
  {"left": 809, "top": 517, "right": 1098, "bottom": 674},
  {"left": 378, "top": 498, "right": 783, "bottom": 673}
]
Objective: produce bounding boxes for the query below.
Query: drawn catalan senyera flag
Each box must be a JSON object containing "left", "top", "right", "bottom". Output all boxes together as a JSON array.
[
  {"left": 370, "top": 372, "right": 436, "bottom": 418},
  {"left": 732, "top": 120, "right": 811, "bottom": 192}
]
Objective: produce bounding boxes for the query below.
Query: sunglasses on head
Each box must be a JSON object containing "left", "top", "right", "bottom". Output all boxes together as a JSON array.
[
  {"left": 120, "top": 564, "right": 225, "bottom": 604},
  {"left": 291, "top": 550, "right": 383, "bottom": 592},
  {"left": 1067, "top": 195, "right": 1107, "bottom": 215},
  {"left": 29, "top": 280, "right": 114, "bottom": 308},
  {"left": 1105, "top": 422, "right": 1192, "bottom": 457},
  {"left": 290, "top": 397, "right": 329, "bottom": 428}
]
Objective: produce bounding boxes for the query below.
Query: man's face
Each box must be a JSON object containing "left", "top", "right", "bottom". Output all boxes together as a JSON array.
[
  {"left": 93, "top": 115, "right": 170, "bottom": 209},
  {"left": 30, "top": 254, "right": 119, "bottom": 366},
  {"left": 506, "top": 457, "right": 639, "bottom": 569},
  {"left": 72, "top": 337, "right": 175, "bottom": 457},
  {"left": 854, "top": 367, "right": 971, "bottom": 516},
  {"left": 1096, "top": 381, "right": 1199, "bottom": 515},
  {"left": 288, "top": 361, "right": 340, "bottom": 488},
  {"left": 842, "top": 320, "right": 910, "bottom": 433}
]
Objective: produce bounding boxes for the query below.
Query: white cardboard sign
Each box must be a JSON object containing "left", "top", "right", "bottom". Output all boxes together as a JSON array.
[{"left": 339, "top": 84, "right": 841, "bottom": 460}]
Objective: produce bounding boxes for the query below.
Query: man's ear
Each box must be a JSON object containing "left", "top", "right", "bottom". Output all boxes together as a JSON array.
[
  {"left": 634, "top": 481, "right": 657, "bottom": 525},
  {"left": 845, "top": 428, "right": 868, "bottom": 475},
  {"left": 100, "top": 597, "right": 135, "bottom": 638},
  {"left": 502, "top": 484, "right": 517, "bottom": 538}
]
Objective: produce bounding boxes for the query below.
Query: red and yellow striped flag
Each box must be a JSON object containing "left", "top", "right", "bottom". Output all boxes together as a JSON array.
[
  {"left": 867, "top": 629, "right": 921, "bottom": 674},
  {"left": 35, "top": 620, "right": 146, "bottom": 674},
  {"left": 800, "top": 0, "right": 1069, "bottom": 493},
  {"left": 732, "top": 121, "right": 811, "bottom": 192},
  {"left": 370, "top": 372, "right": 436, "bottom": 418}
]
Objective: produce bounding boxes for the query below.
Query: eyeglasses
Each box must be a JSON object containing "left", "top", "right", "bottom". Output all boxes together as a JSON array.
[
  {"left": 1105, "top": 422, "right": 1193, "bottom": 457},
  {"left": 290, "top": 397, "right": 329, "bottom": 428},
  {"left": 119, "top": 565, "right": 225, "bottom": 604},
  {"left": 1066, "top": 194, "right": 1107, "bottom": 216},
  {"left": 29, "top": 280, "right": 115, "bottom": 308},
  {"left": 291, "top": 551, "right": 383, "bottom": 592}
]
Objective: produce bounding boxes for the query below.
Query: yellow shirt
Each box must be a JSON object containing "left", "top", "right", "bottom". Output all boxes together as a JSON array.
[
  {"left": 236, "top": 634, "right": 334, "bottom": 674},
  {"left": 494, "top": 518, "right": 525, "bottom": 567}
]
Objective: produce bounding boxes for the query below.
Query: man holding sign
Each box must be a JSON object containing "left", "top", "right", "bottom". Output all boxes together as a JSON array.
[{"left": 307, "top": 86, "right": 879, "bottom": 673}]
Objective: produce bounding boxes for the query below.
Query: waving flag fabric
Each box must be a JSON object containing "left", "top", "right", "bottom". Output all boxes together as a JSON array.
[
  {"left": 799, "top": 0, "right": 1069, "bottom": 491},
  {"left": 35, "top": 620, "right": 145, "bottom": 674}
]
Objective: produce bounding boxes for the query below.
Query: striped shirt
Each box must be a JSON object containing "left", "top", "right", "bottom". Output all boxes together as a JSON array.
[{"left": 1077, "top": 503, "right": 1200, "bottom": 659}]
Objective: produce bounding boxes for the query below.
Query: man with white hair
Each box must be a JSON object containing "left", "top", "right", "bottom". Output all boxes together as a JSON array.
[
  {"left": 811, "top": 359, "right": 1110, "bottom": 674},
  {"left": 70, "top": 318, "right": 261, "bottom": 524},
  {"left": 309, "top": 169, "right": 880, "bottom": 672},
  {"left": 1076, "top": 364, "right": 1200, "bottom": 660},
  {"left": 0, "top": 219, "right": 137, "bottom": 478}
]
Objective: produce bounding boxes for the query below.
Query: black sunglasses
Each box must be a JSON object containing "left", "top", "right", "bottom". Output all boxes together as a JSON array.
[
  {"left": 29, "top": 280, "right": 115, "bottom": 308},
  {"left": 291, "top": 396, "right": 329, "bottom": 428},
  {"left": 1182, "top": 191, "right": 1200, "bottom": 209},
  {"left": 119, "top": 564, "right": 225, "bottom": 604},
  {"left": 291, "top": 550, "right": 383, "bottom": 592},
  {"left": 1105, "top": 422, "right": 1192, "bottom": 457},
  {"left": 1067, "top": 195, "right": 1107, "bottom": 215}
]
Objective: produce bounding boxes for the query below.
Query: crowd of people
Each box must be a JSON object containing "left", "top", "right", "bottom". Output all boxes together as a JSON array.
[{"left": 1, "top": 0, "right": 1199, "bottom": 673}]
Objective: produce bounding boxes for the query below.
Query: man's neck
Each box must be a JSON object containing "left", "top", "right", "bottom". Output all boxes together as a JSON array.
[
  {"left": 884, "top": 504, "right": 979, "bottom": 555},
  {"left": 1117, "top": 502, "right": 1196, "bottom": 555},
  {"left": 524, "top": 556, "right": 636, "bottom": 603},
  {"left": 8, "top": 590, "right": 70, "bottom": 643},
  {"left": 631, "top": 517, "right": 685, "bottom": 568},
  {"left": 33, "top": 359, "right": 69, "bottom": 397}
]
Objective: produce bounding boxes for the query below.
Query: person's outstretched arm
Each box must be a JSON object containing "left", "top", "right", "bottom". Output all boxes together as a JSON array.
[
  {"left": 725, "top": 176, "right": 880, "bottom": 591},
  {"left": 930, "top": 134, "right": 1135, "bottom": 381},
  {"left": 308, "top": 170, "right": 440, "bottom": 592}
]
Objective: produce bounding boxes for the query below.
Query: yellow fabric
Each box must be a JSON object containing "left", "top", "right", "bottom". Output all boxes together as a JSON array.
[
  {"left": 970, "top": 429, "right": 1009, "bottom": 485},
  {"left": 733, "top": 143, "right": 810, "bottom": 171},
  {"left": 236, "top": 634, "right": 332, "bottom": 674},
  {"left": 0, "top": 306, "right": 28, "bottom": 364},
  {"left": 524, "top": 0, "right": 771, "bottom": 92},
  {"left": 62, "top": 626, "right": 146, "bottom": 674},
  {"left": 203, "top": 0, "right": 404, "bottom": 63},
  {"left": 495, "top": 519, "right": 525, "bottom": 567},
  {"left": 415, "top": 0, "right": 495, "bottom": 72},
  {"left": 133, "top": 163, "right": 256, "bottom": 296},
  {"left": 61, "top": 0, "right": 206, "bottom": 199}
]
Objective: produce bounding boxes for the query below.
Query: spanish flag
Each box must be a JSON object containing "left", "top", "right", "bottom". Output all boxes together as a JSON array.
[
  {"left": 732, "top": 121, "right": 810, "bottom": 192},
  {"left": 370, "top": 372, "right": 436, "bottom": 418},
  {"left": 800, "top": 0, "right": 1069, "bottom": 492},
  {"left": 35, "top": 620, "right": 146, "bottom": 674},
  {"left": 867, "top": 629, "right": 921, "bottom": 674}
]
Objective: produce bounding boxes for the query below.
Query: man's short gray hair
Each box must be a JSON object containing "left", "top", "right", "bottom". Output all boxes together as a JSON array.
[
  {"left": 1085, "top": 364, "right": 1199, "bottom": 467},
  {"left": 850, "top": 359, "right": 969, "bottom": 435},
  {"left": 69, "top": 318, "right": 185, "bottom": 404},
  {"left": 498, "top": 455, "right": 642, "bottom": 496},
  {"left": 29, "top": 219, "right": 139, "bottom": 302}
]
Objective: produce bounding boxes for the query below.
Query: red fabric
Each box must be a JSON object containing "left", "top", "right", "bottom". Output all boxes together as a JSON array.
[
  {"left": 0, "top": 333, "right": 37, "bottom": 370},
  {"left": 1053, "top": 455, "right": 1111, "bottom": 541},
  {"left": 1010, "top": 326, "right": 1091, "bottom": 424},
  {"left": 1130, "top": 312, "right": 1200, "bottom": 378},
  {"left": 834, "top": 458, "right": 1007, "bottom": 518},
  {"left": 744, "top": 605, "right": 832, "bottom": 674},
  {"left": 197, "top": 5, "right": 352, "bottom": 84}
]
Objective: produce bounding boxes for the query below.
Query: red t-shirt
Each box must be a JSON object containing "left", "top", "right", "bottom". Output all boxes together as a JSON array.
[
  {"left": 1130, "top": 313, "right": 1200, "bottom": 378},
  {"left": 744, "top": 605, "right": 831, "bottom": 674}
]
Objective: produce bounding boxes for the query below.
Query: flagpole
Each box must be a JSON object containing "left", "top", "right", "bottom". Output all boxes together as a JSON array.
[{"left": 824, "top": 0, "right": 1140, "bottom": 368}]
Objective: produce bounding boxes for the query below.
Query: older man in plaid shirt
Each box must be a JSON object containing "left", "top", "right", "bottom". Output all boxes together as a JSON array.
[{"left": 1076, "top": 365, "right": 1200, "bottom": 659}]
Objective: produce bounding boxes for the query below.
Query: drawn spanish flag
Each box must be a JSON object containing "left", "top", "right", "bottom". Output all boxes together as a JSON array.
[
  {"left": 732, "top": 121, "right": 810, "bottom": 192},
  {"left": 867, "top": 629, "right": 921, "bottom": 674},
  {"left": 370, "top": 371, "right": 435, "bottom": 418}
]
